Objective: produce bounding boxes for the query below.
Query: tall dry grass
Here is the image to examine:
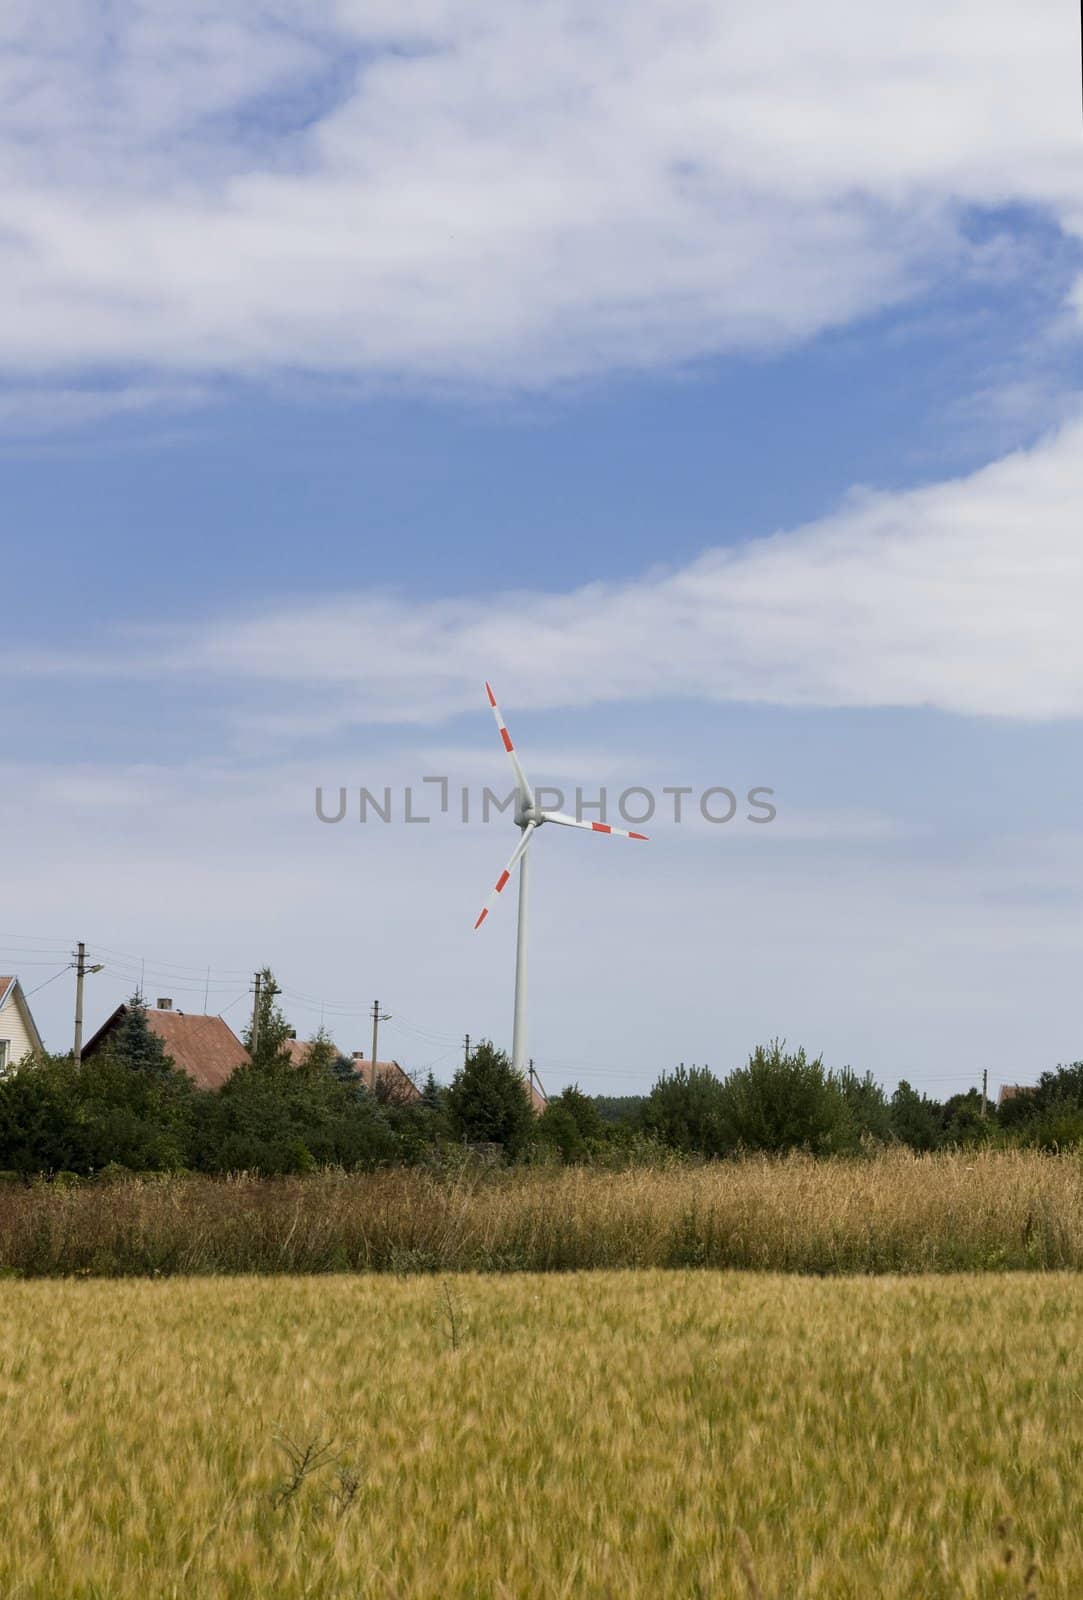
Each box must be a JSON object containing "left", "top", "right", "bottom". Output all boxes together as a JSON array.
[
  {"left": 0, "top": 1271, "right": 1079, "bottom": 1597},
  {"left": 2, "top": 1147, "right": 1082, "bottom": 1275}
]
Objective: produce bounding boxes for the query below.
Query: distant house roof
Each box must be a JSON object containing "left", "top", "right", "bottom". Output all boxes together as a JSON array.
[
  {"left": 998, "top": 1083, "right": 1038, "bottom": 1108},
  {"left": 82, "top": 1005, "right": 250, "bottom": 1090},
  {"left": 525, "top": 1075, "right": 547, "bottom": 1114},
  {"left": 282, "top": 1039, "right": 422, "bottom": 1102},
  {"left": 350, "top": 1053, "right": 421, "bottom": 1102}
]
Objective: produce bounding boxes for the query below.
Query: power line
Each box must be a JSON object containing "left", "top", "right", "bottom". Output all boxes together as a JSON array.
[
  {"left": 385, "top": 1018, "right": 461, "bottom": 1046},
  {"left": 88, "top": 942, "right": 253, "bottom": 979},
  {"left": 23, "top": 966, "right": 72, "bottom": 998}
]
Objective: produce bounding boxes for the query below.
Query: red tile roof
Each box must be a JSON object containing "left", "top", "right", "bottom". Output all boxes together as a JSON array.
[
  {"left": 351, "top": 1054, "right": 421, "bottom": 1102},
  {"left": 998, "top": 1083, "right": 1038, "bottom": 1107},
  {"left": 526, "top": 1077, "right": 547, "bottom": 1114},
  {"left": 82, "top": 1006, "right": 250, "bottom": 1091},
  {"left": 282, "top": 1039, "right": 421, "bottom": 1101}
]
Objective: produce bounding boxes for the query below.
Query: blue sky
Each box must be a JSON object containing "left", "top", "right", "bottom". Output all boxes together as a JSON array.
[{"left": 3, "top": 1, "right": 1083, "bottom": 1098}]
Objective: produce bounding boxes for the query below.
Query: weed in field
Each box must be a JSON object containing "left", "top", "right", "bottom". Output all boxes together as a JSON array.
[
  {"left": 734, "top": 1528, "right": 765, "bottom": 1600},
  {"left": 439, "top": 1277, "right": 466, "bottom": 1350},
  {"left": 270, "top": 1432, "right": 340, "bottom": 1509}
]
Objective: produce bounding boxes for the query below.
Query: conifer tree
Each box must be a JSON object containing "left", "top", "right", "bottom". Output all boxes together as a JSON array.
[{"left": 241, "top": 968, "right": 292, "bottom": 1070}]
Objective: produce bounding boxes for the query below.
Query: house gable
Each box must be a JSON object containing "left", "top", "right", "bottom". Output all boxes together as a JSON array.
[{"left": 0, "top": 977, "right": 45, "bottom": 1072}]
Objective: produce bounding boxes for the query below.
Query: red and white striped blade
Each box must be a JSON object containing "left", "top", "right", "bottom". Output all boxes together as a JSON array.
[
  {"left": 484, "top": 681, "right": 533, "bottom": 805},
  {"left": 473, "top": 821, "right": 537, "bottom": 930},
  {"left": 539, "top": 810, "right": 649, "bottom": 841}
]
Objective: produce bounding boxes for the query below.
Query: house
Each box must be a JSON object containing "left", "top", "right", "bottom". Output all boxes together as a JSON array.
[
  {"left": 0, "top": 977, "right": 45, "bottom": 1073},
  {"left": 349, "top": 1052, "right": 421, "bottom": 1102},
  {"left": 81, "top": 1000, "right": 249, "bottom": 1090},
  {"left": 279, "top": 1039, "right": 423, "bottom": 1102},
  {"left": 998, "top": 1083, "right": 1038, "bottom": 1109}
]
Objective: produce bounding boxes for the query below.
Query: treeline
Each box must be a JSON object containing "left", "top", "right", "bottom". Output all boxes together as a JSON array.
[{"left": 0, "top": 988, "right": 1080, "bottom": 1178}]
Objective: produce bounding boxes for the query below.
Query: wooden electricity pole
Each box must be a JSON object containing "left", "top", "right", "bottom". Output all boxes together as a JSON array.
[
  {"left": 72, "top": 942, "right": 103, "bottom": 1064},
  {"left": 250, "top": 971, "right": 263, "bottom": 1058},
  {"left": 73, "top": 942, "right": 87, "bottom": 1064},
  {"left": 370, "top": 999, "right": 390, "bottom": 1066}
]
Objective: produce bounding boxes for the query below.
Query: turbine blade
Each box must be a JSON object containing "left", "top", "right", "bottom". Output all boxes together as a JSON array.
[
  {"left": 473, "top": 821, "right": 537, "bottom": 930},
  {"left": 485, "top": 681, "right": 533, "bottom": 805},
  {"left": 539, "top": 810, "right": 649, "bottom": 841}
]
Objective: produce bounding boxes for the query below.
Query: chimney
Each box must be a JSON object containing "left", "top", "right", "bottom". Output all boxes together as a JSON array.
[
  {"left": 352, "top": 1050, "right": 365, "bottom": 1060},
  {"left": 156, "top": 997, "right": 173, "bottom": 1011}
]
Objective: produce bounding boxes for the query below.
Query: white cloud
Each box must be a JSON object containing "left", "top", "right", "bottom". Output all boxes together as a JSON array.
[
  {"left": 7, "top": 410, "right": 1083, "bottom": 722},
  {"left": 0, "top": 383, "right": 205, "bottom": 433},
  {"left": 33, "top": 409, "right": 1069, "bottom": 724},
  {"left": 0, "top": 1, "right": 1080, "bottom": 388}
]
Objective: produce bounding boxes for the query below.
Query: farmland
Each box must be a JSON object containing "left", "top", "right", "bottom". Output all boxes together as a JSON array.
[{"left": 1, "top": 1270, "right": 1078, "bottom": 1598}]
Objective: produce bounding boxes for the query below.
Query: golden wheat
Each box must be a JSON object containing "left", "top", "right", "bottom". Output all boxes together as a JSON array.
[{"left": 0, "top": 1271, "right": 1080, "bottom": 1597}]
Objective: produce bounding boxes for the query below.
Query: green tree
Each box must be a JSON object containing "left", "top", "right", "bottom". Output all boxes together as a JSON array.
[
  {"left": 420, "top": 1071, "right": 445, "bottom": 1111},
  {"left": 716, "top": 1042, "right": 849, "bottom": 1155},
  {"left": 1006, "top": 1064, "right": 1083, "bottom": 1148},
  {"left": 537, "top": 1084, "right": 604, "bottom": 1162},
  {"left": 831, "top": 1067, "right": 891, "bottom": 1144},
  {"left": 110, "top": 994, "right": 174, "bottom": 1076},
  {"left": 242, "top": 968, "right": 292, "bottom": 1070},
  {"left": 535, "top": 1102, "right": 584, "bottom": 1162},
  {"left": 297, "top": 1027, "right": 358, "bottom": 1083},
  {"left": 444, "top": 1041, "right": 535, "bottom": 1158},
  {"left": 73, "top": 1049, "right": 196, "bottom": 1171},
  {"left": 940, "top": 1088, "right": 992, "bottom": 1145},
  {"left": 415, "top": 1071, "right": 452, "bottom": 1143},
  {"left": 551, "top": 1084, "right": 602, "bottom": 1141},
  {"left": 997, "top": 1088, "right": 1040, "bottom": 1130},
  {"left": 0, "top": 1040, "right": 197, "bottom": 1176},
  {"left": 889, "top": 1080, "right": 942, "bottom": 1151},
  {"left": 640, "top": 1064, "right": 727, "bottom": 1156},
  {"left": 0, "top": 1053, "right": 82, "bottom": 1175},
  {"left": 592, "top": 1094, "right": 645, "bottom": 1127},
  {"left": 1033, "top": 1063, "right": 1083, "bottom": 1115},
  {"left": 194, "top": 1053, "right": 397, "bottom": 1174}
]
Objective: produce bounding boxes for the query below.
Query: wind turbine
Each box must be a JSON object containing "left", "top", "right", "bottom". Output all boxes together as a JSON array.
[{"left": 473, "top": 681, "right": 648, "bottom": 1080}]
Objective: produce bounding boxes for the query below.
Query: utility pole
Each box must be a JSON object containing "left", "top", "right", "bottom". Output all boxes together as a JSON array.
[
  {"left": 73, "top": 942, "right": 87, "bottom": 1064},
  {"left": 72, "top": 942, "right": 104, "bottom": 1064},
  {"left": 528, "top": 1059, "right": 548, "bottom": 1107},
  {"left": 370, "top": 999, "right": 390, "bottom": 1067},
  {"left": 981, "top": 1068, "right": 988, "bottom": 1120},
  {"left": 463, "top": 1033, "right": 471, "bottom": 1067},
  {"left": 250, "top": 971, "right": 263, "bottom": 1058}
]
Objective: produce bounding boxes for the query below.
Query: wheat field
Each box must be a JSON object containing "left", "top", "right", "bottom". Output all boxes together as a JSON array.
[{"left": 1, "top": 1270, "right": 1079, "bottom": 1598}]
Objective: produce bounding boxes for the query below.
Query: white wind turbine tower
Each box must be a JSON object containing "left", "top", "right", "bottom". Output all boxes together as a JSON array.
[{"left": 473, "top": 682, "right": 648, "bottom": 1081}]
